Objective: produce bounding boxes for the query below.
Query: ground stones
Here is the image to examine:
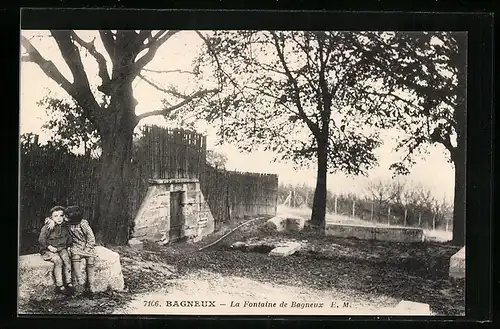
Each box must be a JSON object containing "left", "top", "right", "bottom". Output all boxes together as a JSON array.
[
  {"left": 265, "top": 216, "right": 288, "bottom": 232},
  {"left": 268, "top": 242, "right": 302, "bottom": 257},
  {"left": 265, "top": 216, "right": 306, "bottom": 232},
  {"left": 395, "top": 300, "right": 432, "bottom": 315},
  {"left": 449, "top": 246, "right": 465, "bottom": 279},
  {"left": 128, "top": 238, "right": 144, "bottom": 250},
  {"left": 230, "top": 238, "right": 303, "bottom": 257}
]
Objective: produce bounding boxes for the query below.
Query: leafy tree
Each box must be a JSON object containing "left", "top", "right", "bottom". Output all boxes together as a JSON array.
[
  {"left": 206, "top": 149, "right": 228, "bottom": 169},
  {"left": 353, "top": 32, "right": 466, "bottom": 245},
  {"left": 194, "top": 31, "right": 425, "bottom": 230},
  {"left": 21, "top": 30, "right": 217, "bottom": 244},
  {"left": 37, "top": 95, "right": 102, "bottom": 156}
]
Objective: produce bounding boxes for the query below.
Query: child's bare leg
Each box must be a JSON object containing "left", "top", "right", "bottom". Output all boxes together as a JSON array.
[
  {"left": 85, "top": 256, "right": 96, "bottom": 292},
  {"left": 42, "top": 251, "right": 69, "bottom": 295},
  {"left": 59, "top": 249, "right": 72, "bottom": 286},
  {"left": 71, "top": 255, "right": 84, "bottom": 286},
  {"left": 49, "top": 253, "right": 64, "bottom": 287}
]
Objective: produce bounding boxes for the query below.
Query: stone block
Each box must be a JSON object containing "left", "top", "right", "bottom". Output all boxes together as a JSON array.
[
  {"left": 266, "top": 216, "right": 287, "bottom": 232},
  {"left": 19, "top": 246, "right": 125, "bottom": 302},
  {"left": 325, "top": 223, "right": 376, "bottom": 240},
  {"left": 287, "top": 217, "right": 306, "bottom": 231},
  {"left": 375, "top": 227, "right": 423, "bottom": 243},
  {"left": 128, "top": 238, "right": 144, "bottom": 250},
  {"left": 394, "top": 300, "right": 431, "bottom": 315},
  {"left": 230, "top": 241, "right": 248, "bottom": 250},
  {"left": 449, "top": 246, "right": 465, "bottom": 279},
  {"left": 269, "top": 242, "right": 301, "bottom": 257}
]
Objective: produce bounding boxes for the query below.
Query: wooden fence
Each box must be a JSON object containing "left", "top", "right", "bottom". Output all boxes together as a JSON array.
[
  {"left": 19, "top": 126, "right": 278, "bottom": 252},
  {"left": 136, "top": 125, "right": 206, "bottom": 180},
  {"left": 200, "top": 166, "right": 279, "bottom": 230}
]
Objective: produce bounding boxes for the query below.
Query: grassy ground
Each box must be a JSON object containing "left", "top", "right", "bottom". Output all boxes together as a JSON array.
[{"left": 19, "top": 215, "right": 464, "bottom": 316}]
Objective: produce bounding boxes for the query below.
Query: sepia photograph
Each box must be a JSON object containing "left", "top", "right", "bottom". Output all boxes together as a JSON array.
[{"left": 18, "top": 28, "right": 467, "bottom": 316}]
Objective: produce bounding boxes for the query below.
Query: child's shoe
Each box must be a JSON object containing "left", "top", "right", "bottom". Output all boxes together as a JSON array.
[
  {"left": 82, "top": 289, "right": 93, "bottom": 297},
  {"left": 55, "top": 285, "right": 71, "bottom": 296},
  {"left": 65, "top": 283, "right": 76, "bottom": 296},
  {"left": 82, "top": 282, "right": 93, "bottom": 297}
]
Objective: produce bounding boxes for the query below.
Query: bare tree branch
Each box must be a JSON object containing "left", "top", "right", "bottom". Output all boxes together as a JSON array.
[
  {"left": 142, "top": 68, "right": 196, "bottom": 75},
  {"left": 269, "top": 31, "right": 320, "bottom": 137},
  {"left": 137, "top": 73, "right": 174, "bottom": 94},
  {"left": 137, "top": 88, "right": 218, "bottom": 121},
  {"left": 135, "top": 30, "right": 180, "bottom": 70},
  {"left": 195, "top": 31, "right": 227, "bottom": 87},
  {"left": 20, "top": 35, "right": 73, "bottom": 92},
  {"left": 137, "top": 73, "right": 199, "bottom": 100},
  {"left": 22, "top": 32, "right": 103, "bottom": 128},
  {"left": 50, "top": 31, "right": 92, "bottom": 89},
  {"left": 98, "top": 30, "right": 116, "bottom": 60},
  {"left": 136, "top": 30, "right": 152, "bottom": 48},
  {"left": 70, "top": 31, "right": 112, "bottom": 94}
]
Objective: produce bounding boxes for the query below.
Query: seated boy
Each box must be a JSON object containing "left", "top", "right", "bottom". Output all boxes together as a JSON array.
[{"left": 38, "top": 206, "right": 75, "bottom": 296}]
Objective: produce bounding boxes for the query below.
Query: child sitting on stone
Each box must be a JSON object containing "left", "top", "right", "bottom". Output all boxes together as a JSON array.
[
  {"left": 64, "top": 205, "right": 98, "bottom": 296},
  {"left": 38, "top": 206, "right": 75, "bottom": 296}
]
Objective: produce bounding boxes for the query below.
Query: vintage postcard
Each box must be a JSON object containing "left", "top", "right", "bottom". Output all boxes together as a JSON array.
[{"left": 18, "top": 27, "right": 466, "bottom": 316}]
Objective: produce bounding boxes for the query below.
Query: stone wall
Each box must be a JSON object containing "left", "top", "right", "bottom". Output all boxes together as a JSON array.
[
  {"left": 326, "top": 223, "right": 423, "bottom": 243},
  {"left": 325, "top": 223, "right": 376, "bottom": 240},
  {"left": 131, "top": 178, "right": 215, "bottom": 244},
  {"left": 374, "top": 226, "right": 423, "bottom": 242}
]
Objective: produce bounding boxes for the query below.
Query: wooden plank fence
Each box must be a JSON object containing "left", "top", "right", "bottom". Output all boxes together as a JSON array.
[{"left": 200, "top": 166, "right": 279, "bottom": 231}]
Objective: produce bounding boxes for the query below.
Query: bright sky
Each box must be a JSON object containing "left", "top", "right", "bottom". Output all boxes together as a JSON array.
[{"left": 19, "top": 30, "right": 455, "bottom": 202}]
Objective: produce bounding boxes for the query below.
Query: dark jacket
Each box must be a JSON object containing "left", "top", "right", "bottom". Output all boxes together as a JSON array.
[{"left": 38, "top": 223, "right": 72, "bottom": 253}]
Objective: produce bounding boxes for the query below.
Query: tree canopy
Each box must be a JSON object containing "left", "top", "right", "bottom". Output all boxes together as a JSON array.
[{"left": 191, "top": 30, "right": 464, "bottom": 236}]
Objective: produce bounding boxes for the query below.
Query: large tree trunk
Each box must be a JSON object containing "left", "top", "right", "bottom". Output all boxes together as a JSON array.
[
  {"left": 451, "top": 152, "right": 465, "bottom": 246},
  {"left": 451, "top": 33, "right": 467, "bottom": 246},
  {"left": 310, "top": 139, "right": 328, "bottom": 232},
  {"left": 451, "top": 99, "right": 466, "bottom": 246},
  {"left": 94, "top": 89, "right": 137, "bottom": 246}
]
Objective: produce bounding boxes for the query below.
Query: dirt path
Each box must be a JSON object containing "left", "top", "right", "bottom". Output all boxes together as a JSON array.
[{"left": 114, "top": 270, "right": 404, "bottom": 315}]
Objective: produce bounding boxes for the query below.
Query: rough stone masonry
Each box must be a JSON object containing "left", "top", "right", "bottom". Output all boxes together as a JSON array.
[{"left": 130, "top": 178, "right": 215, "bottom": 245}]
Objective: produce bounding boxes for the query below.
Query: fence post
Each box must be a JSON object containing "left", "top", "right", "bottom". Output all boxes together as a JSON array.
[
  {"left": 418, "top": 212, "right": 421, "bottom": 227},
  {"left": 404, "top": 209, "right": 407, "bottom": 227},
  {"left": 445, "top": 217, "right": 449, "bottom": 232},
  {"left": 352, "top": 200, "right": 355, "bottom": 217},
  {"left": 432, "top": 213, "right": 436, "bottom": 231},
  {"left": 334, "top": 196, "right": 338, "bottom": 214},
  {"left": 370, "top": 202, "right": 374, "bottom": 222},
  {"left": 387, "top": 206, "right": 391, "bottom": 225}
]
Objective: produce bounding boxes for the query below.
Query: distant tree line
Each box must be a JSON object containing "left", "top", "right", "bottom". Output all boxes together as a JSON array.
[{"left": 278, "top": 179, "right": 453, "bottom": 230}]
